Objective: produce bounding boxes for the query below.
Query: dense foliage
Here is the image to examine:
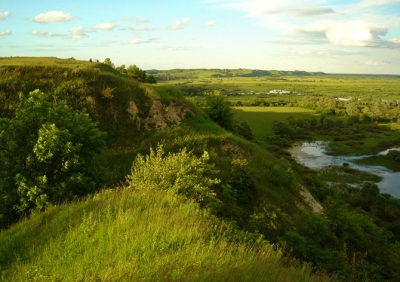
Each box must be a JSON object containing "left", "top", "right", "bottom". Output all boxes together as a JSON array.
[
  {"left": 0, "top": 90, "right": 106, "bottom": 227},
  {"left": 204, "top": 94, "right": 235, "bottom": 130},
  {"left": 127, "top": 144, "right": 221, "bottom": 210}
]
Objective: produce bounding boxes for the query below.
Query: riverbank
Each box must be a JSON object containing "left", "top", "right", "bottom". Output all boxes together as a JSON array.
[{"left": 289, "top": 141, "right": 400, "bottom": 198}]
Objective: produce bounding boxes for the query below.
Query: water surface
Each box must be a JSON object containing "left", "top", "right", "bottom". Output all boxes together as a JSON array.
[{"left": 289, "top": 142, "right": 400, "bottom": 198}]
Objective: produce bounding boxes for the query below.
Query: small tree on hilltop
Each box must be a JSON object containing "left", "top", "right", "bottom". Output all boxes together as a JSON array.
[
  {"left": 127, "top": 64, "right": 147, "bottom": 82},
  {"left": 104, "top": 58, "right": 115, "bottom": 69}
]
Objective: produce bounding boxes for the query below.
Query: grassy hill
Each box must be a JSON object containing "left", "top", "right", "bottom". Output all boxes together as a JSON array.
[
  {"left": 1, "top": 57, "right": 399, "bottom": 281},
  {"left": 0, "top": 187, "right": 329, "bottom": 281}
]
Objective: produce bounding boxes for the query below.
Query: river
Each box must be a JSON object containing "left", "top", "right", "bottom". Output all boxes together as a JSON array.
[{"left": 289, "top": 141, "right": 400, "bottom": 198}]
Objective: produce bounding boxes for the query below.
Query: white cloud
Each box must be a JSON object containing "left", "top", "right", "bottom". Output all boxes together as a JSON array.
[
  {"left": 389, "top": 38, "right": 400, "bottom": 44},
  {"left": 30, "top": 30, "right": 63, "bottom": 37},
  {"left": 0, "top": 30, "right": 11, "bottom": 36},
  {"left": 169, "top": 17, "right": 190, "bottom": 30},
  {"left": 129, "top": 26, "right": 159, "bottom": 31},
  {"left": 0, "top": 11, "right": 9, "bottom": 20},
  {"left": 290, "top": 7, "right": 336, "bottom": 17},
  {"left": 326, "top": 21, "right": 388, "bottom": 47},
  {"left": 206, "top": 20, "right": 218, "bottom": 27},
  {"left": 160, "top": 46, "right": 189, "bottom": 51},
  {"left": 283, "top": 25, "right": 329, "bottom": 44},
  {"left": 34, "top": 11, "right": 74, "bottom": 23},
  {"left": 365, "top": 60, "right": 379, "bottom": 66},
  {"left": 356, "top": 0, "right": 400, "bottom": 9},
  {"left": 67, "top": 26, "right": 88, "bottom": 38},
  {"left": 122, "top": 38, "right": 159, "bottom": 45},
  {"left": 93, "top": 23, "right": 117, "bottom": 31},
  {"left": 121, "top": 17, "right": 150, "bottom": 25}
]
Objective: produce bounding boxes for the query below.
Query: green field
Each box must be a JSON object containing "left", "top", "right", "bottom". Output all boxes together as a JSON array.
[
  {"left": 233, "top": 106, "right": 318, "bottom": 139},
  {"left": 154, "top": 69, "right": 400, "bottom": 100}
]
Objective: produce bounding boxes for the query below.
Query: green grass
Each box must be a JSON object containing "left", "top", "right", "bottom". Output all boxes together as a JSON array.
[
  {"left": 0, "top": 188, "right": 328, "bottom": 282},
  {"left": 155, "top": 69, "right": 400, "bottom": 100},
  {"left": 311, "top": 123, "right": 400, "bottom": 156},
  {"left": 354, "top": 155, "right": 400, "bottom": 172},
  {"left": 232, "top": 106, "right": 318, "bottom": 139},
  {"left": 0, "top": 56, "right": 92, "bottom": 68},
  {"left": 317, "top": 166, "right": 382, "bottom": 186}
]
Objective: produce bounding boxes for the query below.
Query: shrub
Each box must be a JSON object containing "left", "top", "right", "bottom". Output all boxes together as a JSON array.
[
  {"left": 126, "top": 144, "right": 221, "bottom": 210},
  {"left": 204, "top": 94, "right": 234, "bottom": 130}
]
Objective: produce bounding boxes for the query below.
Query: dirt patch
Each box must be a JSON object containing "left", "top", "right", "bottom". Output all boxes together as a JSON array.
[
  {"left": 298, "top": 185, "right": 324, "bottom": 214},
  {"left": 143, "top": 101, "right": 192, "bottom": 130},
  {"left": 221, "top": 139, "right": 246, "bottom": 157}
]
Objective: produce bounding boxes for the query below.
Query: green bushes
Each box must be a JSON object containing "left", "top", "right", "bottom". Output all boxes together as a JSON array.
[
  {"left": 0, "top": 90, "right": 106, "bottom": 228},
  {"left": 204, "top": 94, "right": 235, "bottom": 130},
  {"left": 126, "top": 144, "right": 221, "bottom": 210}
]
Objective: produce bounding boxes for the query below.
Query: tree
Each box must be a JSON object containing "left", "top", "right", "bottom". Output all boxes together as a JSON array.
[
  {"left": 145, "top": 74, "right": 157, "bottom": 84},
  {"left": 0, "top": 90, "right": 106, "bottom": 226},
  {"left": 104, "top": 58, "right": 115, "bottom": 68},
  {"left": 116, "top": 64, "right": 126, "bottom": 74},
  {"left": 360, "top": 182, "right": 380, "bottom": 211},
  {"left": 126, "top": 64, "right": 147, "bottom": 82},
  {"left": 235, "top": 120, "right": 253, "bottom": 140},
  {"left": 204, "top": 94, "right": 234, "bottom": 130}
]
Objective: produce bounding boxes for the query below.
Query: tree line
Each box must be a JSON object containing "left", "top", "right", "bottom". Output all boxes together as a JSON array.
[{"left": 103, "top": 58, "right": 157, "bottom": 84}]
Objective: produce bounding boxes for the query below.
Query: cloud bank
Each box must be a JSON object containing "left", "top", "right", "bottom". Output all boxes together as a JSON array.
[
  {"left": 34, "top": 11, "right": 74, "bottom": 23},
  {"left": 169, "top": 18, "right": 190, "bottom": 30},
  {"left": 67, "top": 26, "right": 88, "bottom": 38},
  {"left": 0, "top": 30, "right": 11, "bottom": 36},
  {"left": 0, "top": 11, "right": 9, "bottom": 20},
  {"left": 326, "top": 21, "right": 388, "bottom": 47},
  {"left": 30, "top": 30, "right": 63, "bottom": 37},
  {"left": 93, "top": 23, "right": 117, "bottom": 31}
]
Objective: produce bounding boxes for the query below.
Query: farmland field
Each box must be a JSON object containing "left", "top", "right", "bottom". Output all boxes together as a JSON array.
[
  {"left": 153, "top": 69, "right": 400, "bottom": 100},
  {"left": 232, "top": 107, "right": 318, "bottom": 139}
]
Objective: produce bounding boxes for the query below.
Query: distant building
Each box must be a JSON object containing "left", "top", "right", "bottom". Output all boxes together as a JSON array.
[
  {"left": 336, "top": 97, "right": 351, "bottom": 102},
  {"left": 268, "top": 89, "right": 291, "bottom": 94}
]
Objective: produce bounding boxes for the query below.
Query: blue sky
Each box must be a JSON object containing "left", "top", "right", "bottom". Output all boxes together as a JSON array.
[{"left": 1, "top": 0, "right": 400, "bottom": 74}]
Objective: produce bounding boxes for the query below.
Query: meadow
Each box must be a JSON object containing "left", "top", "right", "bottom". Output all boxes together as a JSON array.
[
  {"left": 154, "top": 69, "right": 400, "bottom": 100},
  {"left": 232, "top": 106, "right": 318, "bottom": 139}
]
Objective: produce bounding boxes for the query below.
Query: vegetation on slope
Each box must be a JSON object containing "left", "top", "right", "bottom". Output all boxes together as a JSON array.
[
  {"left": 0, "top": 187, "right": 328, "bottom": 281},
  {"left": 1, "top": 58, "right": 400, "bottom": 281}
]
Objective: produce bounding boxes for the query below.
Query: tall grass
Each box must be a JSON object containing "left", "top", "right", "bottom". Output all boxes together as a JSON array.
[{"left": 0, "top": 188, "right": 328, "bottom": 281}]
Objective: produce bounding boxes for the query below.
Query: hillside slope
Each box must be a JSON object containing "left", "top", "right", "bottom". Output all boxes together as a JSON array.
[
  {"left": 1, "top": 57, "right": 399, "bottom": 281},
  {"left": 0, "top": 187, "right": 329, "bottom": 281}
]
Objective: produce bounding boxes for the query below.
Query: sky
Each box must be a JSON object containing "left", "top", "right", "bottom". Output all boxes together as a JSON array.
[{"left": 1, "top": 0, "right": 400, "bottom": 74}]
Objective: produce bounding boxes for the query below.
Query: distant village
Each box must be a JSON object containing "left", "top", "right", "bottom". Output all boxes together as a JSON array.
[{"left": 227, "top": 89, "right": 292, "bottom": 95}]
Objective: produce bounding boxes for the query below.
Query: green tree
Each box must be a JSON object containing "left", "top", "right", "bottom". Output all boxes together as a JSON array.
[
  {"left": 103, "top": 58, "right": 115, "bottom": 69},
  {"left": 235, "top": 120, "right": 253, "bottom": 140},
  {"left": 116, "top": 64, "right": 126, "bottom": 73},
  {"left": 272, "top": 120, "right": 296, "bottom": 139},
  {"left": 204, "top": 94, "right": 234, "bottom": 130},
  {"left": 360, "top": 182, "right": 380, "bottom": 211},
  {"left": 0, "top": 90, "right": 106, "bottom": 226},
  {"left": 145, "top": 74, "right": 157, "bottom": 84},
  {"left": 126, "top": 64, "right": 147, "bottom": 82}
]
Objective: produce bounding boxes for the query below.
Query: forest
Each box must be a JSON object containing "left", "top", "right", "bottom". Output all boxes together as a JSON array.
[{"left": 1, "top": 57, "right": 400, "bottom": 281}]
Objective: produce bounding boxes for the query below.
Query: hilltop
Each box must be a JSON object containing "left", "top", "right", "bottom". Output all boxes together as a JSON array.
[
  {"left": 1, "top": 57, "right": 400, "bottom": 281},
  {"left": 148, "top": 68, "right": 326, "bottom": 81}
]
